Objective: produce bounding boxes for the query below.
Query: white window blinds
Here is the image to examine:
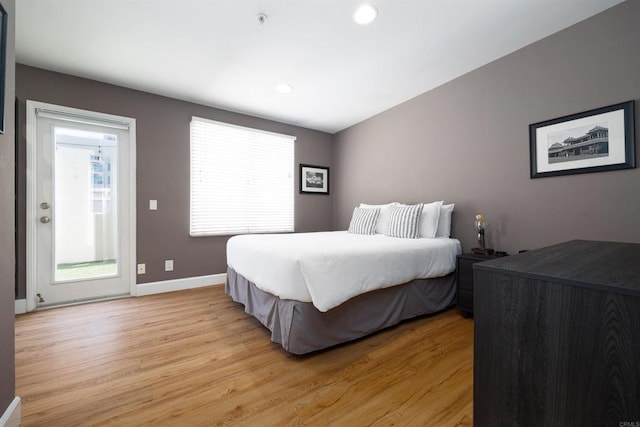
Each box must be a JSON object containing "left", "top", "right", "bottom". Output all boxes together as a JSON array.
[{"left": 190, "top": 117, "right": 295, "bottom": 236}]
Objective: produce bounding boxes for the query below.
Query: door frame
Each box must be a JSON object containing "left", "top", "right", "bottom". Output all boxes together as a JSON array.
[{"left": 26, "top": 100, "right": 137, "bottom": 312}]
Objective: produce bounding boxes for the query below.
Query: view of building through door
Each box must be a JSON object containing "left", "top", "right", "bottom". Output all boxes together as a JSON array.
[
  {"left": 54, "top": 126, "right": 119, "bottom": 282},
  {"left": 27, "top": 101, "right": 135, "bottom": 310}
]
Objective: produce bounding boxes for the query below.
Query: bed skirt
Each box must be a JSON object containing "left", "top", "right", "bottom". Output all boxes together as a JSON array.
[{"left": 225, "top": 267, "right": 456, "bottom": 355}]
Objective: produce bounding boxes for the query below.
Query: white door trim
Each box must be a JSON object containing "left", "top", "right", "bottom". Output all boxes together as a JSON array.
[{"left": 26, "top": 100, "right": 137, "bottom": 312}]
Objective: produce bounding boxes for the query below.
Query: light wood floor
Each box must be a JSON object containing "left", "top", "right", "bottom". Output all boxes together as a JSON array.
[{"left": 15, "top": 286, "right": 473, "bottom": 426}]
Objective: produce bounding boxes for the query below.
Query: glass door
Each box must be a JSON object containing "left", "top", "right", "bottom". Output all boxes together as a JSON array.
[{"left": 28, "top": 102, "right": 134, "bottom": 308}]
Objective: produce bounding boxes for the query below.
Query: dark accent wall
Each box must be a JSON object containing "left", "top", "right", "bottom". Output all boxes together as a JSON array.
[
  {"left": 0, "top": 0, "right": 16, "bottom": 416},
  {"left": 333, "top": 1, "right": 640, "bottom": 254},
  {"left": 16, "top": 65, "right": 333, "bottom": 297}
]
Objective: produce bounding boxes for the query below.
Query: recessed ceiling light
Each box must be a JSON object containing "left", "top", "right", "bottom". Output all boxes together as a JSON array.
[
  {"left": 353, "top": 4, "right": 377, "bottom": 25},
  {"left": 276, "top": 83, "right": 293, "bottom": 94}
]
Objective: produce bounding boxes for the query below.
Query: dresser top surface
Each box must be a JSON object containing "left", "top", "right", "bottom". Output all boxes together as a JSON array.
[{"left": 474, "top": 239, "right": 640, "bottom": 296}]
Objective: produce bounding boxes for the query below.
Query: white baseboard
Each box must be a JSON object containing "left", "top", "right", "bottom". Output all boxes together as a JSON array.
[
  {"left": 14, "top": 299, "right": 26, "bottom": 315},
  {"left": 136, "top": 273, "right": 226, "bottom": 296},
  {"left": 15, "top": 275, "right": 226, "bottom": 313},
  {"left": 0, "top": 397, "right": 21, "bottom": 427}
]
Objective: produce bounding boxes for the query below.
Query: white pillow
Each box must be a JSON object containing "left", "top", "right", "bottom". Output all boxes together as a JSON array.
[
  {"left": 360, "top": 202, "right": 398, "bottom": 234},
  {"left": 386, "top": 203, "right": 423, "bottom": 239},
  {"left": 348, "top": 207, "right": 380, "bottom": 235},
  {"left": 436, "top": 203, "right": 455, "bottom": 238},
  {"left": 419, "top": 201, "right": 443, "bottom": 238}
]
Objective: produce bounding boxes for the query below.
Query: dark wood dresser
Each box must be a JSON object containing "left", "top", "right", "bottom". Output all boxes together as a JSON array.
[{"left": 473, "top": 240, "right": 640, "bottom": 426}]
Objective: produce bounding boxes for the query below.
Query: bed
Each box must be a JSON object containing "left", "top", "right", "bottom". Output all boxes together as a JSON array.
[{"left": 225, "top": 202, "right": 461, "bottom": 354}]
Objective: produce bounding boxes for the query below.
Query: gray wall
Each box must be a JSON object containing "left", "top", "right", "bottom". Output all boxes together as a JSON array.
[
  {"left": 16, "top": 65, "right": 333, "bottom": 297},
  {"left": 0, "top": 0, "right": 16, "bottom": 415},
  {"left": 333, "top": 0, "right": 640, "bottom": 254}
]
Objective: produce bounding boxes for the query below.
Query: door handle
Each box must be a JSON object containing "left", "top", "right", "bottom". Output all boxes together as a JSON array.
[
  {"left": 40, "top": 202, "right": 50, "bottom": 210},
  {"left": 40, "top": 216, "right": 50, "bottom": 224}
]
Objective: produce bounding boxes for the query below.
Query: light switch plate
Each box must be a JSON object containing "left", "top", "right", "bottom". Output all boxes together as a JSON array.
[{"left": 149, "top": 200, "right": 157, "bottom": 210}]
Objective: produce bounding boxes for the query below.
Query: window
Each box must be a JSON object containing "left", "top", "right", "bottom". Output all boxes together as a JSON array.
[{"left": 190, "top": 117, "right": 295, "bottom": 236}]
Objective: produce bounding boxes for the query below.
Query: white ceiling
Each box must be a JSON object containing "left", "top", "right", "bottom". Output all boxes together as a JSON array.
[{"left": 16, "top": 0, "right": 624, "bottom": 134}]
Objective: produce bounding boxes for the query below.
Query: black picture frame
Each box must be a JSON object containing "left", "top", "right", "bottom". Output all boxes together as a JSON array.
[
  {"left": 0, "top": 2, "right": 6, "bottom": 134},
  {"left": 529, "top": 100, "right": 635, "bottom": 179},
  {"left": 299, "top": 164, "right": 330, "bottom": 194}
]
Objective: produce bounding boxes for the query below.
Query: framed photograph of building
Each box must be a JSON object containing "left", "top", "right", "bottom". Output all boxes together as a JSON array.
[
  {"left": 529, "top": 100, "right": 635, "bottom": 178},
  {"left": 300, "top": 164, "right": 329, "bottom": 194}
]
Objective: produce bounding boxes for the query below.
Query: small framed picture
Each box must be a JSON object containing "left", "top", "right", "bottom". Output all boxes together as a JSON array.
[
  {"left": 300, "top": 164, "right": 329, "bottom": 194},
  {"left": 529, "top": 100, "right": 635, "bottom": 178}
]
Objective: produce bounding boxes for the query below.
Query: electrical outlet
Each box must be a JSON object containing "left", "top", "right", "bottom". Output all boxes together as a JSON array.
[
  {"left": 137, "top": 263, "right": 146, "bottom": 274},
  {"left": 165, "top": 260, "right": 174, "bottom": 271}
]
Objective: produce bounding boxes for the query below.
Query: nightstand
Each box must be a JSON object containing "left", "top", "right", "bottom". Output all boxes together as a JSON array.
[{"left": 456, "top": 253, "right": 502, "bottom": 317}]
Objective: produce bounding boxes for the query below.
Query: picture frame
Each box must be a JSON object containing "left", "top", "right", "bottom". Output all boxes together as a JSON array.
[
  {"left": 300, "top": 164, "right": 329, "bottom": 194},
  {"left": 0, "top": 2, "right": 7, "bottom": 134},
  {"left": 529, "top": 100, "right": 635, "bottom": 179}
]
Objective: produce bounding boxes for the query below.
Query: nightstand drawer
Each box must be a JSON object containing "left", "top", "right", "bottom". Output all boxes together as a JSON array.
[
  {"left": 456, "top": 252, "right": 505, "bottom": 317},
  {"left": 457, "top": 289, "right": 473, "bottom": 312},
  {"left": 457, "top": 258, "right": 477, "bottom": 292}
]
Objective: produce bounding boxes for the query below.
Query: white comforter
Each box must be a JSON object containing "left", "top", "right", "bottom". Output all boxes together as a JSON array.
[{"left": 227, "top": 231, "right": 461, "bottom": 312}]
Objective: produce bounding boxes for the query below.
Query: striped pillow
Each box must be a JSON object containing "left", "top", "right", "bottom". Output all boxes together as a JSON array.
[
  {"left": 348, "top": 207, "right": 381, "bottom": 235},
  {"left": 386, "top": 203, "right": 424, "bottom": 238}
]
